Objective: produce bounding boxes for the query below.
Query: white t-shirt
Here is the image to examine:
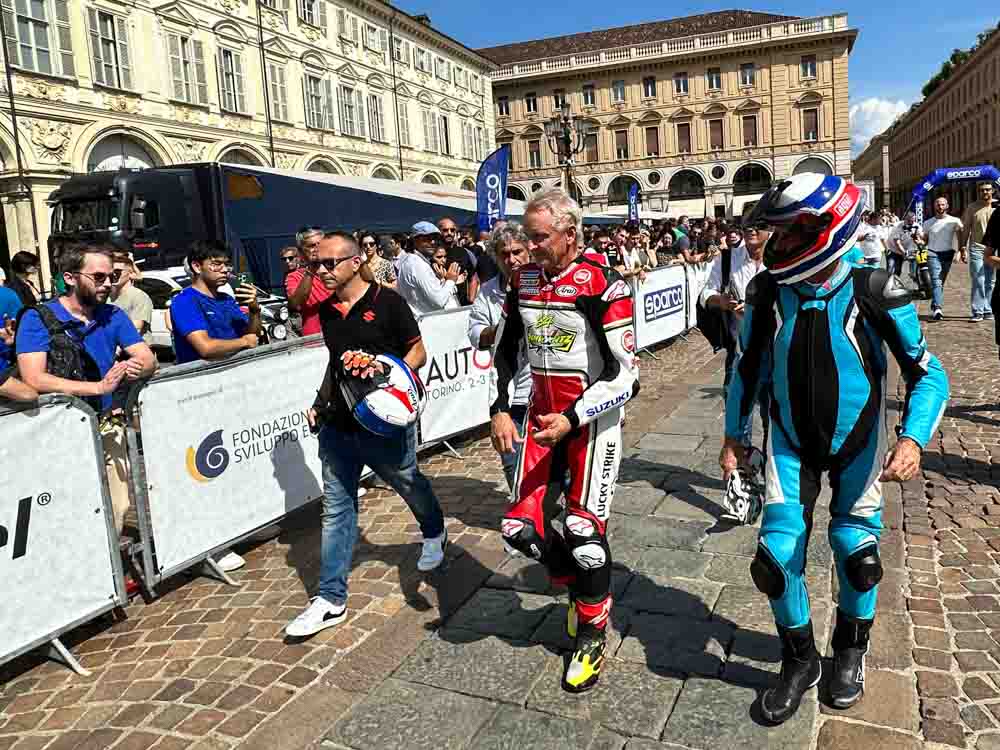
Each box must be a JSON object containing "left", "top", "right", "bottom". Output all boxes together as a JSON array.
[
  {"left": 922, "top": 214, "right": 963, "bottom": 255},
  {"left": 857, "top": 224, "right": 888, "bottom": 261},
  {"left": 888, "top": 222, "right": 920, "bottom": 256}
]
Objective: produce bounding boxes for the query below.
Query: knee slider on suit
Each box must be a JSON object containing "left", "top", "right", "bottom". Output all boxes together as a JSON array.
[
  {"left": 501, "top": 517, "right": 545, "bottom": 561},
  {"left": 564, "top": 513, "right": 610, "bottom": 571},
  {"left": 844, "top": 544, "right": 883, "bottom": 592}
]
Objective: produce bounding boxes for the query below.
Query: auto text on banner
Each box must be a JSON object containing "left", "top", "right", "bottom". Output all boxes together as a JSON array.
[
  {"left": 135, "top": 341, "right": 330, "bottom": 578},
  {"left": 634, "top": 265, "right": 688, "bottom": 348},
  {"left": 0, "top": 397, "right": 122, "bottom": 665},
  {"left": 416, "top": 308, "right": 493, "bottom": 445}
]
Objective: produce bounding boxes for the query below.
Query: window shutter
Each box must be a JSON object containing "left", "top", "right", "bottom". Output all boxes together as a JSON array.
[
  {"left": 351, "top": 16, "right": 358, "bottom": 42},
  {"left": 216, "top": 49, "right": 228, "bottom": 109},
  {"left": 192, "top": 40, "right": 209, "bottom": 105},
  {"left": 379, "top": 28, "right": 388, "bottom": 55},
  {"left": 233, "top": 52, "right": 246, "bottom": 113},
  {"left": 296, "top": 0, "right": 307, "bottom": 22},
  {"left": 421, "top": 108, "right": 431, "bottom": 151},
  {"left": 53, "top": 0, "right": 74, "bottom": 76},
  {"left": 301, "top": 74, "right": 310, "bottom": 127},
  {"left": 336, "top": 7, "right": 345, "bottom": 35},
  {"left": 115, "top": 17, "right": 131, "bottom": 89},
  {"left": 324, "top": 78, "right": 336, "bottom": 130},
  {"left": 278, "top": 0, "right": 289, "bottom": 10},
  {"left": 1, "top": 0, "right": 18, "bottom": 68},
  {"left": 317, "top": 0, "right": 327, "bottom": 35},
  {"left": 399, "top": 99, "right": 409, "bottom": 145},
  {"left": 87, "top": 9, "right": 105, "bottom": 86},
  {"left": 355, "top": 89, "right": 366, "bottom": 138},
  {"left": 168, "top": 34, "right": 184, "bottom": 100}
]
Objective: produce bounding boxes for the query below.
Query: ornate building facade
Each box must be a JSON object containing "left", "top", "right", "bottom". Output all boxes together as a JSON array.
[
  {"left": 480, "top": 10, "right": 855, "bottom": 219},
  {"left": 0, "top": 0, "right": 496, "bottom": 273}
]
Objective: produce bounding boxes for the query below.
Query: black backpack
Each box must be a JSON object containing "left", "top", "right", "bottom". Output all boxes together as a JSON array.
[{"left": 696, "top": 249, "right": 737, "bottom": 352}]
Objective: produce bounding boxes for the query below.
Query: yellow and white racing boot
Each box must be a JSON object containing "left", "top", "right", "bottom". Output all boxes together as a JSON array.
[{"left": 562, "top": 623, "right": 606, "bottom": 693}]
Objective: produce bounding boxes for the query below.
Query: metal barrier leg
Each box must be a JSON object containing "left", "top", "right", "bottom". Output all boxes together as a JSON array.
[
  {"left": 127, "top": 542, "right": 158, "bottom": 602},
  {"left": 441, "top": 440, "right": 463, "bottom": 459},
  {"left": 639, "top": 347, "right": 661, "bottom": 360},
  {"left": 197, "top": 556, "right": 241, "bottom": 587},
  {"left": 44, "top": 638, "right": 92, "bottom": 677}
]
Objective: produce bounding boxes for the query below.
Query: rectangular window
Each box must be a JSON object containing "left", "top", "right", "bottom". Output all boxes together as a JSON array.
[
  {"left": 612, "top": 79, "right": 626, "bottom": 103},
  {"left": 615, "top": 129, "right": 628, "bottom": 159},
  {"left": 303, "top": 73, "right": 327, "bottom": 129},
  {"left": 454, "top": 66, "right": 467, "bottom": 88},
  {"left": 398, "top": 99, "right": 410, "bottom": 146},
  {"left": 422, "top": 108, "right": 438, "bottom": 151},
  {"left": 438, "top": 114, "right": 450, "bottom": 155},
  {"left": 742, "top": 114, "right": 758, "bottom": 146},
  {"left": 497, "top": 96, "right": 510, "bottom": 117},
  {"left": 338, "top": 85, "right": 366, "bottom": 137},
  {"left": 740, "top": 62, "right": 755, "bottom": 87},
  {"left": 582, "top": 83, "right": 595, "bottom": 106},
  {"left": 525, "top": 92, "right": 537, "bottom": 113},
  {"left": 3, "top": 0, "right": 74, "bottom": 76},
  {"left": 801, "top": 54, "right": 817, "bottom": 79},
  {"left": 363, "top": 23, "right": 384, "bottom": 51},
  {"left": 553, "top": 89, "right": 566, "bottom": 111},
  {"left": 298, "top": 0, "right": 326, "bottom": 30},
  {"left": 803, "top": 107, "right": 819, "bottom": 141},
  {"left": 709, "top": 119, "right": 723, "bottom": 150},
  {"left": 584, "top": 132, "right": 598, "bottom": 162},
  {"left": 471, "top": 73, "right": 482, "bottom": 93},
  {"left": 218, "top": 48, "right": 246, "bottom": 114},
  {"left": 677, "top": 122, "right": 691, "bottom": 153},
  {"left": 267, "top": 61, "right": 287, "bottom": 121},
  {"left": 367, "top": 93, "right": 386, "bottom": 142},
  {"left": 461, "top": 121, "right": 471, "bottom": 159},
  {"left": 706, "top": 67, "right": 722, "bottom": 91},
  {"left": 167, "top": 33, "right": 207, "bottom": 104},
  {"left": 645, "top": 126, "right": 659, "bottom": 157},
  {"left": 528, "top": 139, "right": 541, "bottom": 168},
  {"left": 414, "top": 46, "right": 430, "bottom": 72},
  {"left": 392, "top": 36, "right": 410, "bottom": 65},
  {"left": 434, "top": 56, "right": 450, "bottom": 81},
  {"left": 335, "top": 8, "right": 358, "bottom": 41},
  {"left": 87, "top": 9, "right": 131, "bottom": 89},
  {"left": 673, "top": 72, "right": 688, "bottom": 95},
  {"left": 642, "top": 76, "right": 656, "bottom": 99}
]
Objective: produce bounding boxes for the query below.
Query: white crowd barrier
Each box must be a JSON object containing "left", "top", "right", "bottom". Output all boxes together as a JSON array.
[
  {"left": 1, "top": 396, "right": 125, "bottom": 674},
  {"left": 686, "top": 262, "right": 713, "bottom": 330},
  {"left": 631, "top": 265, "right": 688, "bottom": 349}
]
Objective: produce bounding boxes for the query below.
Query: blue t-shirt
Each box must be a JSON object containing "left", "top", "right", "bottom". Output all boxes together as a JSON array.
[
  {"left": 169, "top": 286, "right": 249, "bottom": 364},
  {"left": 15, "top": 298, "right": 143, "bottom": 411},
  {"left": 0, "top": 286, "right": 22, "bottom": 370}
]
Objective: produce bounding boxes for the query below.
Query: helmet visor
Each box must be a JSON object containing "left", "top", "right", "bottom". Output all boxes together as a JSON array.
[{"left": 762, "top": 214, "right": 832, "bottom": 269}]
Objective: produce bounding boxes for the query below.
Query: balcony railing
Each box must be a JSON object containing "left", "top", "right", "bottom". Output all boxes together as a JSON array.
[{"left": 490, "top": 13, "right": 850, "bottom": 80}]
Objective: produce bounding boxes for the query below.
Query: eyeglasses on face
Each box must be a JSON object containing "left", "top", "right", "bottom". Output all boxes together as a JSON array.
[
  {"left": 361, "top": 240, "right": 378, "bottom": 248},
  {"left": 281, "top": 255, "right": 298, "bottom": 262},
  {"left": 316, "top": 256, "right": 358, "bottom": 271},
  {"left": 75, "top": 270, "right": 122, "bottom": 285},
  {"left": 204, "top": 259, "right": 233, "bottom": 270}
]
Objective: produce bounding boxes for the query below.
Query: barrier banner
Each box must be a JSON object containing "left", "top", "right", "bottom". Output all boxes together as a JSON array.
[
  {"left": 686, "top": 262, "right": 713, "bottom": 330},
  {"left": 633, "top": 265, "right": 688, "bottom": 348},
  {"left": 0, "top": 397, "right": 123, "bottom": 665},
  {"left": 134, "top": 341, "right": 330, "bottom": 578},
  {"left": 416, "top": 308, "right": 493, "bottom": 445}
]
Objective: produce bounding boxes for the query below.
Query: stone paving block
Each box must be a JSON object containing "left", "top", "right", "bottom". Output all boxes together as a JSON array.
[
  {"left": 485, "top": 556, "right": 560, "bottom": 595},
  {"left": 660, "top": 678, "right": 815, "bottom": 750},
  {"left": 701, "top": 525, "right": 759, "bottom": 557},
  {"left": 653, "top": 490, "right": 723, "bottom": 524},
  {"left": 635, "top": 548, "right": 713, "bottom": 580},
  {"left": 723, "top": 628, "right": 780, "bottom": 688},
  {"left": 611, "top": 486, "right": 665, "bottom": 517},
  {"left": 617, "top": 458, "right": 670, "bottom": 489},
  {"left": 619, "top": 574, "right": 721, "bottom": 619},
  {"left": 868, "top": 613, "right": 914, "bottom": 670},
  {"left": 816, "top": 719, "right": 924, "bottom": 750},
  {"left": 819, "top": 669, "right": 919, "bottom": 731},
  {"left": 394, "top": 629, "right": 550, "bottom": 704},
  {"left": 446, "top": 589, "right": 557, "bottom": 640},
  {"left": 467, "top": 705, "right": 619, "bottom": 750},
  {"left": 650, "top": 414, "right": 718, "bottom": 436},
  {"left": 525, "top": 657, "right": 682, "bottom": 739},
  {"left": 329, "top": 678, "right": 497, "bottom": 750},
  {"left": 617, "top": 613, "right": 733, "bottom": 677},
  {"left": 607, "top": 515, "right": 711, "bottom": 551},
  {"left": 712, "top": 585, "right": 775, "bottom": 633},
  {"left": 637, "top": 433, "right": 706, "bottom": 454}
]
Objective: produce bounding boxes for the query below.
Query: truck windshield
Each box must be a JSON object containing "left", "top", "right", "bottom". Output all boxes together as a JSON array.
[{"left": 53, "top": 199, "right": 120, "bottom": 233}]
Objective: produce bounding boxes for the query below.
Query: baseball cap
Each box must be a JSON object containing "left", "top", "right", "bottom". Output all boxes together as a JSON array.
[{"left": 411, "top": 221, "right": 441, "bottom": 236}]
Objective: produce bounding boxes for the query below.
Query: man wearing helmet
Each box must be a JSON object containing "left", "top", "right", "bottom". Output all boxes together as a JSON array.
[{"left": 719, "top": 174, "right": 949, "bottom": 724}]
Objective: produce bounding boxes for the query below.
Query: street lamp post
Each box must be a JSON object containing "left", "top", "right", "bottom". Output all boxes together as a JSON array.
[{"left": 543, "top": 105, "right": 593, "bottom": 202}]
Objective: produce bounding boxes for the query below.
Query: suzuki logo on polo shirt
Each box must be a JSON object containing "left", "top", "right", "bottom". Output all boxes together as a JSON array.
[{"left": 363, "top": 311, "right": 376, "bottom": 322}]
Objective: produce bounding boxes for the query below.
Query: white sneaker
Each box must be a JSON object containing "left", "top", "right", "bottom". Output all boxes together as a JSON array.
[
  {"left": 932, "top": 309, "right": 943, "bottom": 321},
  {"left": 285, "top": 596, "right": 347, "bottom": 637},
  {"left": 417, "top": 530, "right": 447, "bottom": 572},
  {"left": 358, "top": 487, "right": 367, "bottom": 499},
  {"left": 214, "top": 550, "right": 245, "bottom": 572}
]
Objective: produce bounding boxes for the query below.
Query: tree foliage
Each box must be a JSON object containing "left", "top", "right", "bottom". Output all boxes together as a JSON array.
[{"left": 922, "top": 23, "right": 999, "bottom": 98}]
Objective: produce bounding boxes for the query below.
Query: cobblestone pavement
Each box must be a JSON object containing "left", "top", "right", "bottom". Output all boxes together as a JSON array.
[{"left": 2, "top": 272, "right": 991, "bottom": 750}]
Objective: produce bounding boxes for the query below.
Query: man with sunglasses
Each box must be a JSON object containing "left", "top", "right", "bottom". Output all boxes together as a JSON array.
[
  {"left": 16, "top": 241, "right": 157, "bottom": 532},
  {"left": 280, "top": 246, "right": 300, "bottom": 276},
  {"left": 719, "top": 174, "right": 948, "bottom": 724},
  {"left": 961, "top": 183, "right": 997, "bottom": 321},
  {"left": 286, "top": 227, "right": 332, "bottom": 336},
  {"left": 109, "top": 253, "right": 153, "bottom": 345},
  {"left": 396, "top": 221, "right": 463, "bottom": 315},
  {"left": 437, "top": 217, "right": 478, "bottom": 304}
]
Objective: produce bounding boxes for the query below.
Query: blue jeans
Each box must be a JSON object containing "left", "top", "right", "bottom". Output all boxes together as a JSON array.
[
  {"left": 316, "top": 423, "right": 445, "bottom": 605},
  {"left": 969, "top": 245, "right": 996, "bottom": 317},
  {"left": 926, "top": 251, "right": 954, "bottom": 311},
  {"left": 501, "top": 405, "right": 528, "bottom": 490}
]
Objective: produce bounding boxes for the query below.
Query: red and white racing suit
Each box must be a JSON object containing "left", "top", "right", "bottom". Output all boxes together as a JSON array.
[{"left": 492, "top": 254, "right": 639, "bottom": 629}]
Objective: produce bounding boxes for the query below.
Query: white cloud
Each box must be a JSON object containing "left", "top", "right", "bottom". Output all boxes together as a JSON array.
[{"left": 849, "top": 98, "right": 910, "bottom": 157}]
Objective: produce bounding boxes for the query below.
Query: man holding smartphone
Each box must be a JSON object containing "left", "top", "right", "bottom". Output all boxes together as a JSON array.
[{"left": 286, "top": 226, "right": 332, "bottom": 336}]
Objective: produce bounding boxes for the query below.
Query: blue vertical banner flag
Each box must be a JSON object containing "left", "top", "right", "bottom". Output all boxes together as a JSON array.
[
  {"left": 476, "top": 144, "right": 510, "bottom": 234},
  {"left": 627, "top": 182, "right": 640, "bottom": 223}
]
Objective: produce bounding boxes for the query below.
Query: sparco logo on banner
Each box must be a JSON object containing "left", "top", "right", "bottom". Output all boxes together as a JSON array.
[
  {"left": 644, "top": 285, "right": 684, "bottom": 322},
  {"left": 946, "top": 169, "right": 982, "bottom": 180}
]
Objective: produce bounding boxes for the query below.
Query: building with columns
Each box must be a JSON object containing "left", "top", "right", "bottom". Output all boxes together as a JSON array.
[
  {"left": 0, "top": 0, "right": 496, "bottom": 278},
  {"left": 479, "top": 10, "right": 856, "bottom": 219}
]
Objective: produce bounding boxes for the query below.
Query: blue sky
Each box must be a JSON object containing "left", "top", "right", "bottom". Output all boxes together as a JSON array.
[{"left": 396, "top": 0, "right": 1000, "bottom": 156}]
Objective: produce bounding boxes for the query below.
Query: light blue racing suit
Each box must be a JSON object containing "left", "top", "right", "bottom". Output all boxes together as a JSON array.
[{"left": 726, "top": 260, "right": 949, "bottom": 628}]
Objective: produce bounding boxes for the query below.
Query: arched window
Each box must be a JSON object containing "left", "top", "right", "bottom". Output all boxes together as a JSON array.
[
  {"left": 732, "top": 163, "right": 772, "bottom": 196},
  {"left": 461, "top": 178, "right": 476, "bottom": 191},
  {"left": 87, "top": 135, "right": 160, "bottom": 172},
  {"left": 421, "top": 173, "right": 441, "bottom": 185},
  {"left": 668, "top": 170, "right": 705, "bottom": 199},
  {"left": 607, "top": 175, "right": 640, "bottom": 206},
  {"left": 506, "top": 184, "right": 526, "bottom": 201},
  {"left": 793, "top": 157, "right": 833, "bottom": 176},
  {"left": 373, "top": 167, "right": 398, "bottom": 180},
  {"left": 219, "top": 148, "right": 262, "bottom": 166},
  {"left": 308, "top": 159, "right": 339, "bottom": 174}
]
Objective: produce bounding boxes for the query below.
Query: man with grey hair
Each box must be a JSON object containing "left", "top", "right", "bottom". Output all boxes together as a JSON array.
[
  {"left": 491, "top": 187, "right": 639, "bottom": 693},
  {"left": 468, "top": 222, "right": 531, "bottom": 488}
]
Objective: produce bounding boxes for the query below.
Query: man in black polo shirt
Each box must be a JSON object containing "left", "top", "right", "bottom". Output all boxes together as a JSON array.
[
  {"left": 438, "top": 216, "right": 478, "bottom": 304},
  {"left": 285, "top": 231, "right": 447, "bottom": 638}
]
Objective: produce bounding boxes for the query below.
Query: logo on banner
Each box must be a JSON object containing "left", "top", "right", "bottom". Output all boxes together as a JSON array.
[
  {"left": 0, "top": 495, "right": 41, "bottom": 560},
  {"left": 187, "top": 429, "right": 231, "bottom": 482},
  {"left": 644, "top": 285, "right": 684, "bottom": 322},
  {"left": 526, "top": 313, "right": 577, "bottom": 353},
  {"left": 946, "top": 168, "right": 982, "bottom": 180}
]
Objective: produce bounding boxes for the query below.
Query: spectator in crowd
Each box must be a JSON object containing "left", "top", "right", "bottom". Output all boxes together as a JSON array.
[
  {"left": 0, "top": 323, "right": 35, "bottom": 401},
  {"left": 360, "top": 231, "right": 396, "bottom": 288},
  {"left": 471, "top": 228, "right": 500, "bottom": 284},
  {"left": 857, "top": 211, "right": 889, "bottom": 269},
  {"left": 589, "top": 229, "right": 615, "bottom": 265},
  {"left": 109, "top": 254, "right": 154, "bottom": 345},
  {"left": 961, "top": 183, "right": 997, "bottom": 322},
  {"left": 280, "top": 246, "right": 300, "bottom": 277},
  {"left": 285, "top": 231, "right": 447, "bottom": 637},
  {"left": 887, "top": 212, "right": 922, "bottom": 278},
  {"left": 983, "top": 207, "right": 1000, "bottom": 351},
  {"left": 655, "top": 229, "right": 677, "bottom": 266},
  {"left": 7, "top": 251, "right": 41, "bottom": 307},
  {"left": 468, "top": 222, "right": 532, "bottom": 489},
  {"left": 388, "top": 233, "right": 409, "bottom": 273},
  {"left": 0, "top": 282, "right": 21, "bottom": 371},
  {"left": 396, "top": 221, "right": 463, "bottom": 315},
  {"left": 922, "top": 197, "right": 964, "bottom": 320},
  {"left": 437, "top": 217, "right": 478, "bottom": 304},
  {"left": 286, "top": 227, "right": 333, "bottom": 336},
  {"left": 16, "top": 241, "right": 156, "bottom": 534}
]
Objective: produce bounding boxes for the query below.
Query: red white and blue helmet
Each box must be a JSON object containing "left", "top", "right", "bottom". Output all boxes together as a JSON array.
[
  {"left": 339, "top": 354, "right": 425, "bottom": 437},
  {"left": 748, "top": 173, "right": 866, "bottom": 285}
]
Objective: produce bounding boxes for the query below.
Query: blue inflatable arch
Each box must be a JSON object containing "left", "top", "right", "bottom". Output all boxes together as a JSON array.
[{"left": 908, "top": 164, "right": 1000, "bottom": 222}]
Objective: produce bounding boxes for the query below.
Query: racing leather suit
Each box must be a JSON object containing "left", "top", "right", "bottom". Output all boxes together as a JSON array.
[
  {"left": 492, "top": 254, "right": 639, "bottom": 628},
  {"left": 727, "top": 261, "right": 949, "bottom": 629}
]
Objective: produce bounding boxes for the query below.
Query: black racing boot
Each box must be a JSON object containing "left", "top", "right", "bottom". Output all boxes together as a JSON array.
[
  {"left": 827, "top": 609, "right": 872, "bottom": 709},
  {"left": 761, "top": 621, "right": 822, "bottom": 724}
]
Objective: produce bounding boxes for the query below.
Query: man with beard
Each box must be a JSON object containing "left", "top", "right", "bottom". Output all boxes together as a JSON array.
[
  {"left": 437, "top": 217, "right": 479, "bottom": 304},
  {"left": 16, "top": 241, "right": 156, "bottom": 532}
]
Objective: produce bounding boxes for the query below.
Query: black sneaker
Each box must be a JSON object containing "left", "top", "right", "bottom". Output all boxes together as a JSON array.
[
  {"left": 828, "top": 609, "right": 872, "bottom": 709},
  {"left": 761, "top": 621, "right": 821, "bottom": 724}
]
